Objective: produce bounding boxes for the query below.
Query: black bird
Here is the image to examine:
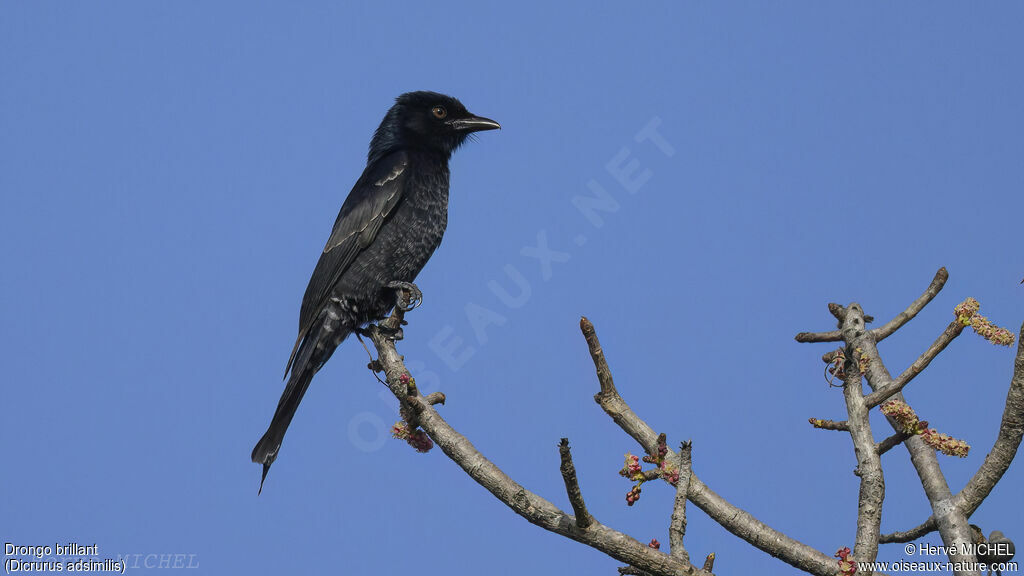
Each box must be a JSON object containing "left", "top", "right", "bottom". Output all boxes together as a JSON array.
[{"left": 252, "top": 91, "right": 499, "bottom": 493}]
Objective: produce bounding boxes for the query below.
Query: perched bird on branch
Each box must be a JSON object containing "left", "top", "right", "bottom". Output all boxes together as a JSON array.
[{"left": 252, "top": 91, "right": 499, "bottom": 493}]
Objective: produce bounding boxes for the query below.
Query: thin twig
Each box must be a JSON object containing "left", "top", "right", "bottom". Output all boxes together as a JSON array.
[
  {"left": 880, "top": 520, "right": 937, "bottom": 544},
  {"left": 795, "top": 329, "right": 843, "bottom": 343},
  {"left": 581, "top": 317, "right": 658, "bottom": 454},
  {"left": 864, "top": 320, "right": 966, "bottom": 409},
  {"left": 876, "top": 431, "right": 912, "bottom": 456},
  {"left": 870, "top": 267, "right": 948, "bottom": 342},
  {"left": 423, "top": 392, "right": 446, "bottom": 406},
  {"left": 559, "top": 438, "right": 592, "bottom": 530},
  {"left": 669, "top": 441, "right": 693, "bottom": 563},
  {"left": 582, "top": 317, "right": 619, "bottom": 400},
  {"left": 809, "top": 418, "right": 849, "bottom": 431},
  {"left": 355, "top": 331, "right": 389, "bottom": 386}
]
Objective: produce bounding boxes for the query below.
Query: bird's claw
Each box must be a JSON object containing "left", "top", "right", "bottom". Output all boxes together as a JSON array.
[{"left": 386, "top": 281, "right": 423, "bottom": 312}]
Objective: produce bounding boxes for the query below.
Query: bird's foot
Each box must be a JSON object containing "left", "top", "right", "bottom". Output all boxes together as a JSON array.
[
  {"left": 378, "top": 325, "right": 405, "bottom": 342},
  {"left": 359, "top": 323, "right": 404, "bottom": 342},
  {"left": 386, "top": 281, "right": 423, "bottom": 312}
]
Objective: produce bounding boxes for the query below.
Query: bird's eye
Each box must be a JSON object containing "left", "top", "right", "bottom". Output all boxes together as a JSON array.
[{"left": 431, "top": 106, "right": 447, "bottom": 119}]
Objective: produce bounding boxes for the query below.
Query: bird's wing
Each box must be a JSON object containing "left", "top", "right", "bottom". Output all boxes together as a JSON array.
[{"left": 284, "top": 150, "right": 409, "bottom": 376}]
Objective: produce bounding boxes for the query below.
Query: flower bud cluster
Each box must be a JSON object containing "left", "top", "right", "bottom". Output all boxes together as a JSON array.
[
  {"left": 955, "top": 297, "right": 1015, "bottom": 346},
  {"left": 835, "top": 547, "right": 856, "bottom": 575},
  {"left": 391, "top": 421, "right": 434, "bottom": 453},
  {"left": 619, "top": 435, "right": 680, "bottom": 507},
  {"left": 880, "top": 400, "right": 969, "bottom": 457},
  {"left": 920, "top": 428, "right": 970, "bottom": 458},
  {"left": 880, "top": 400, "right": 922, "bottom": 434}
]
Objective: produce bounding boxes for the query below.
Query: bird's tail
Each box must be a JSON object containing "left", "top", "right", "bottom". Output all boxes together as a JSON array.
[
  {"left": 251, "top": 366, "right": 315, "bottom": 494},
  {"left": 252, "top": 325, "right": 329, "bottom": 495}
]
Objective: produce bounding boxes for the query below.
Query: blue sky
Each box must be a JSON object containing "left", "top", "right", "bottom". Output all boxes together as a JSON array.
[{"left": 2, "top": 2, "right": 1022, "bottom": 574}]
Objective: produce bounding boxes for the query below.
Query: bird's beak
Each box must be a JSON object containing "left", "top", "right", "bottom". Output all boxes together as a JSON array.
[{"left": 448, "top": 115, "right": 501, "bottom": 132}]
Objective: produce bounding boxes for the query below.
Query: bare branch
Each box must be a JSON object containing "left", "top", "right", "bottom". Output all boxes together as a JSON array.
[
  {"left": 640, "top": 468, "right": 664, "bottom": 482},
  {"left": 876, "top": 431, "right": 912, "bottom": 456},
  {"left": 689, "top": 479, "right": 851, "bottom": 575},
  {"left": 795, "top": 329, "right": 843, "bottom": 343},
  {"left": 880, "top": 322, "right": 1024, "bottom": 545},
  {"left": 795, "top": 267, "right": 947, "bottom": 344},
  {"left": 838, "top": 305, "right": 885, "bottom": 565},
  {"left": 952, "top": 320, "right": 1024, "bottom": 514},
  {"left": 582, "top": 318, "right": 846, "bottom": 576},
  {"left": 864, "top": 320, "right": 965, "bottom": 409},
  {"left": 870, "top": 267, "right": 948, "bottom": 342},
  {"left": 349, "top": 269, "right": 1015, "bottom": 576},
  {"left": 582, "top": 317, "right": 624, "bottom": 401},
  {"left": 423, "top": 392, "right": 446, "bottom": 405},
  {"left": 809, "top": 418, "right": 849, "bottom": 431},
  {"left": 582, "top": 317, "right": 660, "bottom": 454},
  {"left": 880, "top": 520, "right": 937, "bottom": 544},
  {"left": 559, "top": 438, "right": 592, "bottom": 530},
  {"left": 852, "top": 310, "right": 979, "bottom": 572},
  {"left": 669, "top": 441, "right": 692, "bottom": 563},
  {"left": 368, "top": 316, "right": 700, "bottom": 576}
]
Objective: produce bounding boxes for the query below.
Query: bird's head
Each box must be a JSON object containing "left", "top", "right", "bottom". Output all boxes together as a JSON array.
[{"left": 369, "top": 91, "right": 499, "bottom": 162}]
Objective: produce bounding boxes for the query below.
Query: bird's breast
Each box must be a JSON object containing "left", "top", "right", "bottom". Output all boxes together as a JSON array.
[
  {"left": 385, "top": 167, "right": 450, "bottom": 266},
  {"left": 330, "top": 161, "right": 450, "bottom": 321}
]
